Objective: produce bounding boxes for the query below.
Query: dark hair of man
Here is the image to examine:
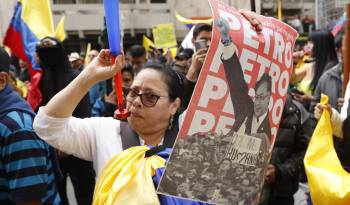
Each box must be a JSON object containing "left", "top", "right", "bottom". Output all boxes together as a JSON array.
[
  {"left": 127, "top": 45, "right": 146, "bottom": 57},
  {"left": 309, "top": 30, "right": 339, "bottom": 90},
  {"left": 0, "top": 47, "right": 10, "bottom": 73},
  {"left": 142, "top": 61, "right": 184, "bottom": 103},
  {"left": 193, "top": 23, "right": 212, "bottom": 40},
  {"left": 122, "top": 64, "right": 134, "bottom": 79},
  {"left": 255, "top": 74, "right": 272, "bottom": 94}
]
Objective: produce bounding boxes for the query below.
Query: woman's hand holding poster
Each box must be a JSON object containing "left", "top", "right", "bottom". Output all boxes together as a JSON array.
[{"left": 158, "top": 0, "right": 298, "bottom": 204}]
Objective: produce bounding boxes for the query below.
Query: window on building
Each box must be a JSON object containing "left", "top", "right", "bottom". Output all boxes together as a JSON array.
[
  {"left": 53, "top": 0, "right": 76, "bottom": 3},
  {"left": 79, "top": 0, "right": 103, "bottom": 3},
  {"left": 150, "top": 0, "right": 166, "bottom": 3},
  {"left": 120, "top": 0, "right": 136, "bottom": 3}
]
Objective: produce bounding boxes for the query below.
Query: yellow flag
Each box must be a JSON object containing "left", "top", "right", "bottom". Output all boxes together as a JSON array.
[
  {"left": 92, "top": 146, "right": 165, "bottom": 205},
  {"left": 20, "top": 0, "right": 55, "bottom": 39},
  {"left": 152, "top": 23, "right": 177, "bottom": 49},
  {"left": 170, "top": 47, "right": 177, "bottom": 58},
  {"left": 143, "top": 35, "right": 155, "bottom": 51},
  {"left": 55, "top": 16, "right": 66, "bottom": 42},
  {"left": 85, "top": 43, "right": 91, "bottom": 64},
  {"left": 304, "top": 94, "right": 350, "bottom": 205}
]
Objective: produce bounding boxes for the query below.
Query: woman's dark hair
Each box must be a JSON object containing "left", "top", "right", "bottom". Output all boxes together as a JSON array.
[
  {"left": 309, "top": 30, "right": 339, "bottom": 90},
  {"left": 142, "top": 62, "right": 184, "bottom": 103}
]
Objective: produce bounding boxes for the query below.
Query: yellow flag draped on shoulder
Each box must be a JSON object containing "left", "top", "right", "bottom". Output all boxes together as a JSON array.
[
  {"left": 92, "top": 146, "right": 166, "bottom": 205},
  {"left": 304, "top": 94, "right": 350, "bottom": 205}
]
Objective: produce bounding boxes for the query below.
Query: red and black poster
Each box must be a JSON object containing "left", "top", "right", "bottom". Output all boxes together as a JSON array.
[{"left": 158, "top": 0, "right": 298, "bottom": 204}]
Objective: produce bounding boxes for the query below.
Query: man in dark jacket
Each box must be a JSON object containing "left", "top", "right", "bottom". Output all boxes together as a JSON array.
[
  {"left": 0, "top": 47, "right": 61, "bottom": 205},
  {"left": 36, "top": 37, "right": 95, "bottom": 205},
  {"left": 260, "top": 94, "right": 312, "bottom": 205}
]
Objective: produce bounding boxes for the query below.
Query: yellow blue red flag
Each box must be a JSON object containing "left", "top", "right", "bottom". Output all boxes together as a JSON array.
[{"left": 4, "top": 0, "right": 65, "bottom": 77}]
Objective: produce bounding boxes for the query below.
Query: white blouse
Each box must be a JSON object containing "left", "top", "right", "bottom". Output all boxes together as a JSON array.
[{"left": 33, "top": 107, "right": 123, "bottom": 175}]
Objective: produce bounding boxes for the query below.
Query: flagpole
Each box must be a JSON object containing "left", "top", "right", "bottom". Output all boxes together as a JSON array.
[
  {"left": 103, "top": 0, "right": 129, "bottom": 119},
  {"left": 278, "top": 0, "right": 282, "bottom": 20},
  {"left": 343, "top": 4, "right": 350, "bottom": 97}
]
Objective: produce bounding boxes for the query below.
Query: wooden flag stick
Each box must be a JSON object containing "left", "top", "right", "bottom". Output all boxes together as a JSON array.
[{"left": 343, "top": 4, "right": 350, "bottom": 97}]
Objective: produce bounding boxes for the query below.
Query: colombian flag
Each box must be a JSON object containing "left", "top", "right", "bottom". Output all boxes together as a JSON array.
[{"left": 3, "top": 0, "right": 65, "bottom": 109}]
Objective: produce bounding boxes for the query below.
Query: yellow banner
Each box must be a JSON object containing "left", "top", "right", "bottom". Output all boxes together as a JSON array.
[{"left": 152, "top": 23, "right": 177, "bottom": 49}]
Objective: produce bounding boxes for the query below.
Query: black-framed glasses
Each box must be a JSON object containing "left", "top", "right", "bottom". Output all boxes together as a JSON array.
[{"left": 126, "top": 88, "right": 168, "bottom": 107}]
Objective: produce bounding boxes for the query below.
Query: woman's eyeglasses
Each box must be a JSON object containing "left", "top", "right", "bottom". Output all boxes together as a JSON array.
[{"left": 126, "top": 88, "right": 168, "bottom": 107}]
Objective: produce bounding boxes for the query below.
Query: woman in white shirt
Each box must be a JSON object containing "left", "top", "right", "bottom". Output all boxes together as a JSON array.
[
  {"left": 33, "top": 51, "right": 183, "bottom": 175},
  {"left": 33, "top": 10, "right": 262, "bottom": 175}
]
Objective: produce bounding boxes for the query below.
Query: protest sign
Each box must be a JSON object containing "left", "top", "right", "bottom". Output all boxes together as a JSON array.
[
  {"left": 158, "top": 0, "right": 298, "bottom": 204},
  {"left": 152, "top": 23, "right": 177, "bottom": 48}
]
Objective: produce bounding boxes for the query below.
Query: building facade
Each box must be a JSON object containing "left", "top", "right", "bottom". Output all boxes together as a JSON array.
[
  {"left": 316, "top": 0, "right": 349, "bottom": 29},
  {"left": 0, "top": 0, "right": 257, "bottom": 52}
]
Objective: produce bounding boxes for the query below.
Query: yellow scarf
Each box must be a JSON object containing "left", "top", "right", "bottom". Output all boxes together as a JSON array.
[
  {"left": 304, "top": 94, "right": 350, "bottom": 205},
  {"left": 92, "top": 146, "right": 166, "bottom": 205}
]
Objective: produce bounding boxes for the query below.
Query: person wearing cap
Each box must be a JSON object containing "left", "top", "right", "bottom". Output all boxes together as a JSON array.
[
  {"left": 0, "top": 47, "right": 61, "bottom": 204},
  {"left": 69, "top": 52, "right": 85, "bottom": 71},
  {"left": 173, "top": 48, "right": 194, "bottom": 75}
]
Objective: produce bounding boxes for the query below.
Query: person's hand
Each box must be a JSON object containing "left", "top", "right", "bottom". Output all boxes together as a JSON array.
[
  {"left": 105, "top": 90, "right": 117, "bottom": 105},
  {"left": 83, "top": 49, "right": 125, "bottom": 84},
  {"left": 293, "top": 51, "right": 304, "bottom": 64},
  {"left": 265, "top": 164, "right": 276, "bottom": 184},
  {"left": 239, "top": 8, "right": 263, "bottom": 32},
  {"left": 186, "top": 48, "right": 207, "bottom": 81},
  {"left": 217, "top": 18, "right": 231, "bottom": 44},
  {"left": 314, "top": 103, "right": 332, "bottom": 120},
  {"left": 338, "top": 97, "right": 344, "bottom": 111},
  {"left": 291, "top": 91, "right": 314, "bottom": 104}
]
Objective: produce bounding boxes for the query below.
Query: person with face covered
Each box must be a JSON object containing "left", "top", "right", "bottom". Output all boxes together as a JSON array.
[{"left": 36, "top": 37, "right": 95, "bottom": 205}]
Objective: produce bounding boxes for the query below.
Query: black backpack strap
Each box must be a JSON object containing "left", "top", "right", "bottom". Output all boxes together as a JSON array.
[
  {"left": 162, "top": 119, "right": 179, "bottom": 148},
  {"left": 119, "top": 121, "right": 141, "bottom": 150}
]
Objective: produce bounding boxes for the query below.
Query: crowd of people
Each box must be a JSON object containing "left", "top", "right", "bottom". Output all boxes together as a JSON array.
[{"left": 0, "top": 7, "right": 349, "bottom": 205}]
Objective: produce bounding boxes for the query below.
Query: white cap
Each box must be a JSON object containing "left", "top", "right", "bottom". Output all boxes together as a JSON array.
[{"left": 69, "top": 52, "right": 82, "bottom": 62}]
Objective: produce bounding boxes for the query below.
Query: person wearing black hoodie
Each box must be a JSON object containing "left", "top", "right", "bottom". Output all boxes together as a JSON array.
[
  {"left": 36, "top": 37, "right": 95, "bottom": 205},
  {"left": 0, "top": 47, "right": 61, "bottom": 205}
]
